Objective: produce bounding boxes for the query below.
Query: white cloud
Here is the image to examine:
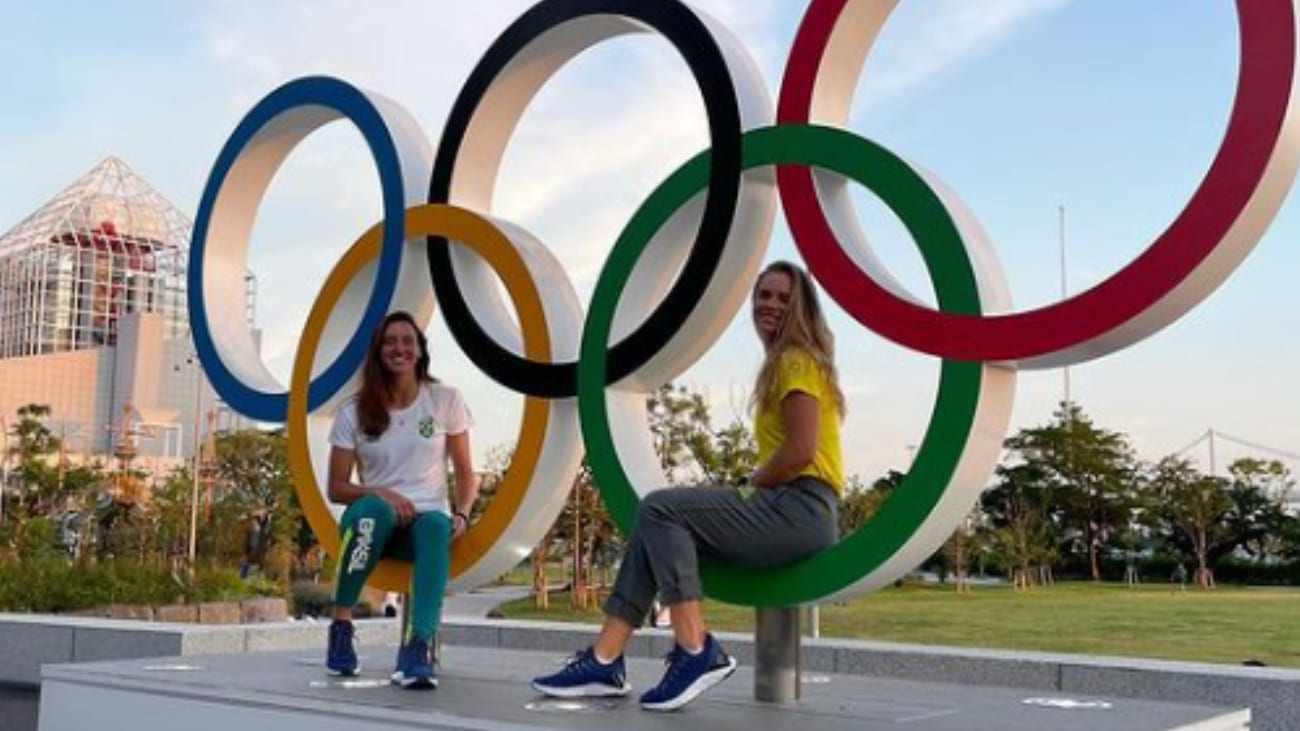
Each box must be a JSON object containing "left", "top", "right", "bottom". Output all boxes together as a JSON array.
[{"left": 856, "top": 0, "right": 1069, "bottom": 107}]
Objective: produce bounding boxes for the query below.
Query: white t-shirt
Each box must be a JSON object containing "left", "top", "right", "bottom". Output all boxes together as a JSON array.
[{"left": 328, "top": 383, "right": 473, "bottom": 514}]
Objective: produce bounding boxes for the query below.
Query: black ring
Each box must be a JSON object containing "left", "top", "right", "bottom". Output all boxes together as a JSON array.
[{"left": 429, "top": 0, "right": 743, "bottom": 397}]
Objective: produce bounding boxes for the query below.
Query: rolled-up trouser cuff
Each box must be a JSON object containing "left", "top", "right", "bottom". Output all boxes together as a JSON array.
[
  {"left": 602, "top": 593, "right": 648, "bottom": 628},
  {"left": 654, "top": 576, "right": 701, "bottom": 607}
]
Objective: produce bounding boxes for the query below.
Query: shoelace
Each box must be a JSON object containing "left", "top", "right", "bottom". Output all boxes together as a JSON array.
[
  {"left": 553, "top": 649, "right": 613, "bottom": 682},
  {"left": 563, "top": 651, "right": 595, "bottom": 675},
  {"left": 657, "top": 646, "right": 691, "bottom": 687}
]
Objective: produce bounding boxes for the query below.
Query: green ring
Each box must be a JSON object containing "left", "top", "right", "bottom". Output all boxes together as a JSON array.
[{"left": 579, "top": 124, "right": 984, "bottom": 605}]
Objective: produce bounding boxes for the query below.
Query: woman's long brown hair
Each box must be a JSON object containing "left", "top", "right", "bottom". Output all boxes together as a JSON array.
[
  {"left": 750, "top": 261, "right": 845, "bottom": 417},
  {"left": 357, "top": 311, "right": 436, "bottom": 437}
]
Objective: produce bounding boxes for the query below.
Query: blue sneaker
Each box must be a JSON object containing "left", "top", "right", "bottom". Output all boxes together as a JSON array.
[
  {"left": 531, "top": 647, "right": 631, "bottom": 698},
  {"left": 325, "top": 619, "right": 359, "bottom": 676},
  {"left": 639, "top": 634, "right": 736, "bottom": 711},
  {"left": 390, "top": 635, "right": 437, "bottom": 689}
]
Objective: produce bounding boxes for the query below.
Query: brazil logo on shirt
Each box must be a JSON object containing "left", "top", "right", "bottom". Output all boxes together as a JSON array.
[{"left": 418, "top": 417, "right": 436, "bottom": 439}]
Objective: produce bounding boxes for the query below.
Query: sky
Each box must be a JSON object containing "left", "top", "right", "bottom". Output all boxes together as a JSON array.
[{"left": 1, "top": 0, "right": 1297, "bottom": 485}]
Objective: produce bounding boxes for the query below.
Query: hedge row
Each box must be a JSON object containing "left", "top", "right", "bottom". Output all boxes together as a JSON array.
[{"left": 0, "top": 559, "right": 274, "bottom": 613}]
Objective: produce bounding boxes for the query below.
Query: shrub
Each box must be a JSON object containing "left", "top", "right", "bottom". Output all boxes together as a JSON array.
[
  {"left": 17, "top": 518, "right": 60, "bottom": 561},
  {"left": 0, "top": 559, "right": 183, "bottom": 612},
  {"left": 291, "top": 580, "right": 334, "bottom": 618},
  {"left": 189, "top": 565, "right": 248, "bottom": 602}
]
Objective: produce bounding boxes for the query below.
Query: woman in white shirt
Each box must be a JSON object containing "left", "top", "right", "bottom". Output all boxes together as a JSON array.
[{"left": 323, "top": 311, "right": 478, "bottom": 689}]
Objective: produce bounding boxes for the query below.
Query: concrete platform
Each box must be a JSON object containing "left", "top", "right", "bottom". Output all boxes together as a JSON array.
[{"left": 39, "top": 645, "right": 1248, "bottom": 731}]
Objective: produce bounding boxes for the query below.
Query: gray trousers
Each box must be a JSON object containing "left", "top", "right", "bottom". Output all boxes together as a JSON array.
[{"left": 602, "top": 476, "right": 838, "bottom": 628}]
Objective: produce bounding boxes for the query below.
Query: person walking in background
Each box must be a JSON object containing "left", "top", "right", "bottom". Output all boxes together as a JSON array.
[
  {"left": 1171, "top": 562, "right": 1189, "bottom": 593},
  {"left": 532, "top": 261, "right": 844, "bottom": 711},
  {"left": 324, "top": 311, "right": 479, "bottom": 689}
]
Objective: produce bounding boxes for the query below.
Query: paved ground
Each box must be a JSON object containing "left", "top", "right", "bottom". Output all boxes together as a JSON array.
[
  {"left": 4, "top": 586, "right": 526, "bottom": 731},
  {"left": 0, "top": 687, "right": 37, "bottom": 731},
  {"left": 39, "top": 645, "right": 1248, "bottom": 731},
  {"left": 441, "top": 584, "right": 529, "bottom": 619},
  {"left": 3, "top": 587, "right": 525, "bottom": 731}
]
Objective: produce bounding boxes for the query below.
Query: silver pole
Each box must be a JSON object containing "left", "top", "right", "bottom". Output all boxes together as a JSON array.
[
  {"left": 1208, "top": 428, "right": 1217, "bottom": 477},
  {"left": 754, "top": 607, "right": 800, "bottom": 703},
  {"left": 188, "top": 356, "right": 203, "bottom": 574},
  {"left": 1059, "top": 205, "right": 1071, "bottom": 406},
  {"left": 0, "top": 416, "right": 8, "bottom": 525}
]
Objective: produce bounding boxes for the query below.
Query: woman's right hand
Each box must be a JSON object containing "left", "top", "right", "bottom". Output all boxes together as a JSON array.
[{"left": 376, "top": 488, "right": 417, "bottom": 525}]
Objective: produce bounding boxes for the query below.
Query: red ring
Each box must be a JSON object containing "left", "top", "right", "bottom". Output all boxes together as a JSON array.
[{"left": 778, "top": 0, "right": 1297, "bottom": 365}]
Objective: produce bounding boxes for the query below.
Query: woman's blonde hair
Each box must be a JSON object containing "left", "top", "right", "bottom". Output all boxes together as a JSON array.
[{"left": 750, "top": 261, "right": 845, "bottom": 417}]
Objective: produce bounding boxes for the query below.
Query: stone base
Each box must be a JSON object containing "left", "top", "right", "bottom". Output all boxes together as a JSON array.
[
  {"left": 39, "top": 646, "right": 1248, "bottom": 731},
  {"left": 53, "top": 598, "right": 288, "bottom": 624},
  {"left": 7, "top": 612, "right": 1298, "bottom": 729}
]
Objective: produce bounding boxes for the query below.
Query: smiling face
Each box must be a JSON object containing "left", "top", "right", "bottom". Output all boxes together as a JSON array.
[
  {"left": 379, "top": 318, "right": 422, "bottom": 378},
  {"left": 752, "top": 270, "right": 793, "bottom": 345}
]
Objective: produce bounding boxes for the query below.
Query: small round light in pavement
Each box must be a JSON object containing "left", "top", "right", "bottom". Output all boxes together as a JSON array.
[
  {"left": 141, "top": 663, "right": 205, "bottom": 672},
  {"left": 307, "top": 678, "right": 391, "bottom": 689},
  {"left": 525, "top": 698, "right": 623, "bottom": 713},
  {"left": 1022, "top": 697, "right": 1114, "bottom": 711}
]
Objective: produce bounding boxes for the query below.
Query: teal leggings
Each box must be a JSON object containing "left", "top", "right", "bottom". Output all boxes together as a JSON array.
[{"left": 334, "top": 494, "right": 451, "bottom": 640}]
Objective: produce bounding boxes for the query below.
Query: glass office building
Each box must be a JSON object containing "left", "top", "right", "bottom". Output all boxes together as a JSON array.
[{"left": 0, "top": 157, "right": 253, "bottom": 467}]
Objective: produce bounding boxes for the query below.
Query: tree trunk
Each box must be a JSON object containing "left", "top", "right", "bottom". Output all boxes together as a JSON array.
[
  {"left": 571, "top": 485, "right": 586, "bottom": 609},
  {"left": 1195, "top": 528, "right": 1211, "bottom": 589},
  {"left": 532, "top": 529, "right": 550, "bottom": 610},
  {"left": 1088, "top": 525, "right": 1101, "bottom": 581}
]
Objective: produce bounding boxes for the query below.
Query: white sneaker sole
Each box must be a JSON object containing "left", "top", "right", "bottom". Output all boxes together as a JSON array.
[
  {"left": 640, "top": 656, "right": 738, "bottom": 712},
  {"left": 390, "top": 671, "right": 438, "bottom": 689},
  {"left": 531, "top": 680, "right": 631, "bottom": 698}
]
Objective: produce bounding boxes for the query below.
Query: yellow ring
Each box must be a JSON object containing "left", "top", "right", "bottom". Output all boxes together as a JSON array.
[{"left": 287, "top": 203, "right": 552, "bottom": 591}]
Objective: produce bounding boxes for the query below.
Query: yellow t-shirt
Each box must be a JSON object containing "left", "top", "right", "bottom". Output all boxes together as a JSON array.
[{"left": 753, "top": 348, "right": 843, "bottom": 494}]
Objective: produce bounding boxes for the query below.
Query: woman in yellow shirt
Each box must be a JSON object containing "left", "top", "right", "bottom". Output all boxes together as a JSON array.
[{"left": 533, "top": 261, "right": 843, "bottom": 711}]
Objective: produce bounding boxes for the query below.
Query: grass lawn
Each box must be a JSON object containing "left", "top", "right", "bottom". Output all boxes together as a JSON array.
[{"left": 496, "top": 581, "right": 1300, "bottom": 668}]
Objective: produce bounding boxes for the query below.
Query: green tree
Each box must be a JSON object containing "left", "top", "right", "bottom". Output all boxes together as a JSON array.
[
  {"left": 12, "top": 404, "right": 59, "bottom": 462},
  {"left": 1223, "top": 458, "right": 1293, "bottom": 562},
  {"left": 10, "top": 404, "right": 60, "bottom": 514},
  {"left": 695, "top": 419, "right": 758, "bottom": 486},
  {"left": 149, "top": 467, "right": 192, "bottom": 562},
  {"left": 982, "top": 462, "right": 1057, "bottom": 589},
  {"left": 1149, "top": 456, "right": 1294, "bottom": 587},
  {"left": 1004, "top": 402, "right": 1141, "bottom": 581},
  {"left": 212, "top": 428, "right": 300, "bottom": 582},
  {"left": 1151, "top": 456, "right": 1232, "bottom": 587},
  {"left": 646, "top": 383, "right": 714, "bottom": 482},
  {"left": 838, "top": 473, "right": 892, "bottom": 537}
]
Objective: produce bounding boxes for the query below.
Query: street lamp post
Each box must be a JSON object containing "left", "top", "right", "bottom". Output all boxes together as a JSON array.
[
  {"left": 1059, "top": 205, "right": 1071, "bottom": 407},
  {"left": 186, "top": 355, "right": 203, "bottom": 573},
  {"left": 0, "top": 416, "right": 8, "bottom": 525}
]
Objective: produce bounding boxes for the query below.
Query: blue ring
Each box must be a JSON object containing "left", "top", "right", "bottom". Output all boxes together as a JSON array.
[{"left": 188, "top": 76, "right": 407, "bottom": 421}]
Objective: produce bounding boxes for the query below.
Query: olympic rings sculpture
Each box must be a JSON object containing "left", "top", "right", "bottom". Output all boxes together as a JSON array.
[{"left": 189, "top": 0, "right": 1299, "bottom": 602}]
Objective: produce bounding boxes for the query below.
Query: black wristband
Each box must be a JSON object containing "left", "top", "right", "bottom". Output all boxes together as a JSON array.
[{"left": 453, "top": 511, "right": 470, "bottom": 524}]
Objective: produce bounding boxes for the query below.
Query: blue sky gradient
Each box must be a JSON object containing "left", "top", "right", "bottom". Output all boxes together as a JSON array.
[{"left": 0, "top": 1, "right": 1296, "bottom": 483}]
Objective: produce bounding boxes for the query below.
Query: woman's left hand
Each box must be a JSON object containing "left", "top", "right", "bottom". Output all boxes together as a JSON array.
[{"left": 451, "top": 512, "right": 469, "bottom": 540}]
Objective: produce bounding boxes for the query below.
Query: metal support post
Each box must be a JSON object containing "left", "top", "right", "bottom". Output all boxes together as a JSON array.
[
  {"left": 188, "top": 356, "right": 203, "bottom": 575},
  {"left": 754, "top": 607, "right": 800, "bottom": 703},
  {"left": 0, "top": 415, "right": 8, "bottom": 525}
]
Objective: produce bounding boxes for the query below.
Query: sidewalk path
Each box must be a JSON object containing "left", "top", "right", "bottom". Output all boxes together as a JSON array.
[{"left": 442, "top": 584, "right": 531, "bottom": 619}]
